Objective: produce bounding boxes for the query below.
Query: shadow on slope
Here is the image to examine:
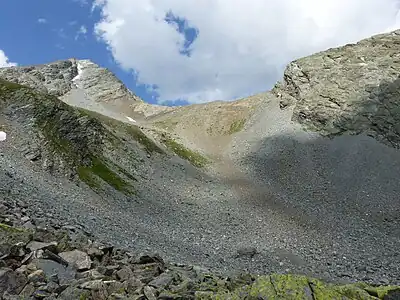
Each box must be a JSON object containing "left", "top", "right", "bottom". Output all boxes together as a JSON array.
[
  {"left": 242, "top": 133, "right": 400, "bottom": 235},
  {"left": 241, "top": 76, "right": 400, "bottom": 240}
]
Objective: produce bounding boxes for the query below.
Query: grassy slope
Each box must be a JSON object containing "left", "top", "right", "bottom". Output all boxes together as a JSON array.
[{"left": 0, "top": 79, "right": 137, "bottom": 195}]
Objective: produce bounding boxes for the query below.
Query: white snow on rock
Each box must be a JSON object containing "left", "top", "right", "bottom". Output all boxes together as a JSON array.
[
  {"left": 0, "top": 131, "right": 6, "bottom": 141},
  {"left": 126, "top": 116, "right": 136, "bottom": 123},
  {"left": 72, "top": 60, "right": 84, "bottom": 88}
]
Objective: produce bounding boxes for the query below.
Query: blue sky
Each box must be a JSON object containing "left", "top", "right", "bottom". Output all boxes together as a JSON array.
[
  {"left": 0, "top": 0, "right": 190, "bottom": 105},
  {"left": 1, "top": 0, "right": 399, "bottom": 105}
]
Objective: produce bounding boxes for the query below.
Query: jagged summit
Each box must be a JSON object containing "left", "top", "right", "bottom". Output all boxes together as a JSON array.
[{"left": 0, "top": 58, "right": 175, "bottom": 122}]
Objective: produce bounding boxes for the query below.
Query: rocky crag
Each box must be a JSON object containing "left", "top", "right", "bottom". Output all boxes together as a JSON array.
[
  {"left": 1, "top": 29, "right": 400, "bottom": 299},
  {"left": 273, "top": 29, "right": 400, "bottom": 148}
]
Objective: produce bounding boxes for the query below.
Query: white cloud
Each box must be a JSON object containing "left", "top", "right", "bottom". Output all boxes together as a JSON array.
[
  {"left": 94, "top": 0, "right": 400, "bottom": 104},
  {"left": 0, "top": 50, "right": 17, "bottom": 68},
  {"left": 38, "top": 18, "right": 47, "bottom": 24},
  {"left": 75, "top": 25, "right": 88, "bottom": 40}
]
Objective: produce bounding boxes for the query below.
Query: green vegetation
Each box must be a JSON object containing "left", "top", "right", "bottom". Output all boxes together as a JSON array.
[
  {"left": 0, "top": 223, "right": 27, "bottom": 233},
  {"left": 0, "top": 223, "right": 33, "bottom": 253},
  {"left": 78, "top": 108, "right": 164, "bottom": 154},
  {"left": 77, "top": 156, "right": 135, "bottom": 195},
  {"left": 0, "top": 79, "right": 21, "bottom": 94},
  {"left": 192, "top": 274, "right": 400, "bottom": 299},
  {"left": 227, "top": 119, "right": 246, "bottom": 134},
  {"left": 163, "top": 137, "right": 208, "bottom": 168},
  {"left": 0, "top": 80, "right": 137, "bottom": 196}
]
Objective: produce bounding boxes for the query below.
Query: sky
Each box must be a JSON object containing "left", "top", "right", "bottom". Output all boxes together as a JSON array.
[{"left": 0, "top": 0, "right": 400, "bottom": 106}]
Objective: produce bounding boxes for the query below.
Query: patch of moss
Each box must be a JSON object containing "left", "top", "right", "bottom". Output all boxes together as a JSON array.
[
  {"left": 124, "top": 125, "right": 164, "bottom": 154},
  {"left": 0, "top": 79, "right": 22, "bottom": 93},
  {"left": 163, "top": 137, "right": 209, "bottom": 168},
  {"left": 77, "top": 156, "right": 135, "bottom": 195},
  {"left": 227, "top": 119, "right": 246, "bottom": 135},
  {"left": 0, "top": 223, "right": 26, "bottom": 233},
  {"left": 0, "top": 223, "right": 33, "bottom": 255},
  {"left": 78, "top": 291, "right": 91, "bottom": 300},
  {"left": 192, "top": 274, "right": 400, "bottom": 299},
  {"left": 0, "top": 80, "right": 138, "bottom": 196}
]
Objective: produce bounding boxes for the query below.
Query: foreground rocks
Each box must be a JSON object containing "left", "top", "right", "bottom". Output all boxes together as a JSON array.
[{"left": 0, "top": 198, "right": 399, "bottom": 299}]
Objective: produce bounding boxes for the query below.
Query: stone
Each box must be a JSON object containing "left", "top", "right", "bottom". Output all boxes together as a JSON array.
[
  {"left": 0, "top": 224, "right": 32, "bottom": 258},
  {"left": 0, "top": 268, "right": 27, "bottom": 295},
  {"left": 58, "top": 285, "right": 91, "bottom": 300},
  {"left": 27, "top": 269, "right": 46, "bottom": 285},
  {"left": 26, "top": 241, "right": 58, "bottom": 252},
  {"left": 41, "top": 281, "right": 60, "bottom": 293},
  {"left": 123, "top": 277, "right": 144, "bottom": 293},
  {"left": 116, "top": 266, "right": 133, "bottom": 281},
  {"left": 19, "top": 283, "right": 35, "bottom": 298},
  {"left": 100, "top": 265, "right": 120, "bottom": 277},
  {"left": 32, "top": 289, "right": 52, "bottom": 298},
  {"left": 80, "top": 279, "right": 106, "bottom": 290},
  {"left": 236, "top": 247, "right": 258, "bottom": 258},
  {"left": 133, "top": 263, "right": 162, "bottom": 284},
  {"left": 80, "top": 268, "right": 105, "bottom": 280},
  {"left": 143, "top": 285, "right": 157, "bottom": 300},
  {"left": 33, "top": 259, "right": 76, "bottom": 285},
  {"left": 87, "top": 247, "right": 104, "bottom": 258},
  {"left": 135, "top": 254, "right": 164, "bottom": 265},
  {"left": 148, "top": 272, "right": 173, "bottom": 289},
  {"left": 20, "top": 216, "right": 30, "bottom": 223},
  {"left": 59, "top": 249, "right": 92, "bottom": 270}
]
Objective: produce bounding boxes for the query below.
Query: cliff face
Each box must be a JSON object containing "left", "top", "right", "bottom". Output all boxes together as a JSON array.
[{"left": 274, "top": 29, "right": 400, "bottom": 148}]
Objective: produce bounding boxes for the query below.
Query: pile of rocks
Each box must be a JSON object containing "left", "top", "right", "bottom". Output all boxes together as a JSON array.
[{"left": 1, "top": 197, "right": 400, "bottom": 300}]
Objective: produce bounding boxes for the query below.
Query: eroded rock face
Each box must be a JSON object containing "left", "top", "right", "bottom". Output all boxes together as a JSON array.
[
  {"left": 0, "top": 59, "right": 141, "bottom": 104},
  {"left": 0, "top": 60, "right": 77, "bottom": 97},
  {"left": 274, "top": 29, "right": 400, "bottom": 148}
]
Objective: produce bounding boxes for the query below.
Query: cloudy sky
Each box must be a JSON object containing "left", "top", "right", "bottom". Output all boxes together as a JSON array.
[{"left": 1, "top": 0, "right": 400, "bottom": 105}]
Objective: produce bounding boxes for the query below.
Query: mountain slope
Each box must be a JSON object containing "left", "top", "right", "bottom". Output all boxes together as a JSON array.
[{"left": 0, "top": 29, "right": 400, "bottom": 291}]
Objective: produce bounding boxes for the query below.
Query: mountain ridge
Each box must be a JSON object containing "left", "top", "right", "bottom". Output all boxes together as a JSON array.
[{"left": 0, "top": 29, "right": 400, "bottom": 299}]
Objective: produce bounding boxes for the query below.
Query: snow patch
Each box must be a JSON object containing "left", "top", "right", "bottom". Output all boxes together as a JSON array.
[
  {"left": 0, "top": 131, "right": 6, "bottom": 141},
  {"left": 72, "top": 61, "right": 84, "bottom": 87},
  {"left": 126, "top": 116, "right": 136, "bottom": 123}
]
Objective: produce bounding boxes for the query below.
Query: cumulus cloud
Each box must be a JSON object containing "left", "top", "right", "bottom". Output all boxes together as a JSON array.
[
  {"left": 94, "top": 0, "right": 400, "bottom": 104},
  {"left": 0, "top": 50, "right": 17, "bottom": 68},
  {"left": 38, "top": 18, "right": 47, "bottom": 24}
]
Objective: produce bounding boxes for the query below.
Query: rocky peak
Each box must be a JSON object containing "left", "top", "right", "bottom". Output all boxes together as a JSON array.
[
  {"left": 0, "top": 59, "right": 78, "bottom": 96},
  {"left": 68, "top": 59, "right": 143, "bottom": 105},
  {"left": 0, "top": 58, "right": 143, "bottom": 113}
]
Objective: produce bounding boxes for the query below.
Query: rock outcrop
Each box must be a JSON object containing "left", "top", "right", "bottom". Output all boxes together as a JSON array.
[{"left": 274, "top": 29, "right": 400, "bottom": 148}]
